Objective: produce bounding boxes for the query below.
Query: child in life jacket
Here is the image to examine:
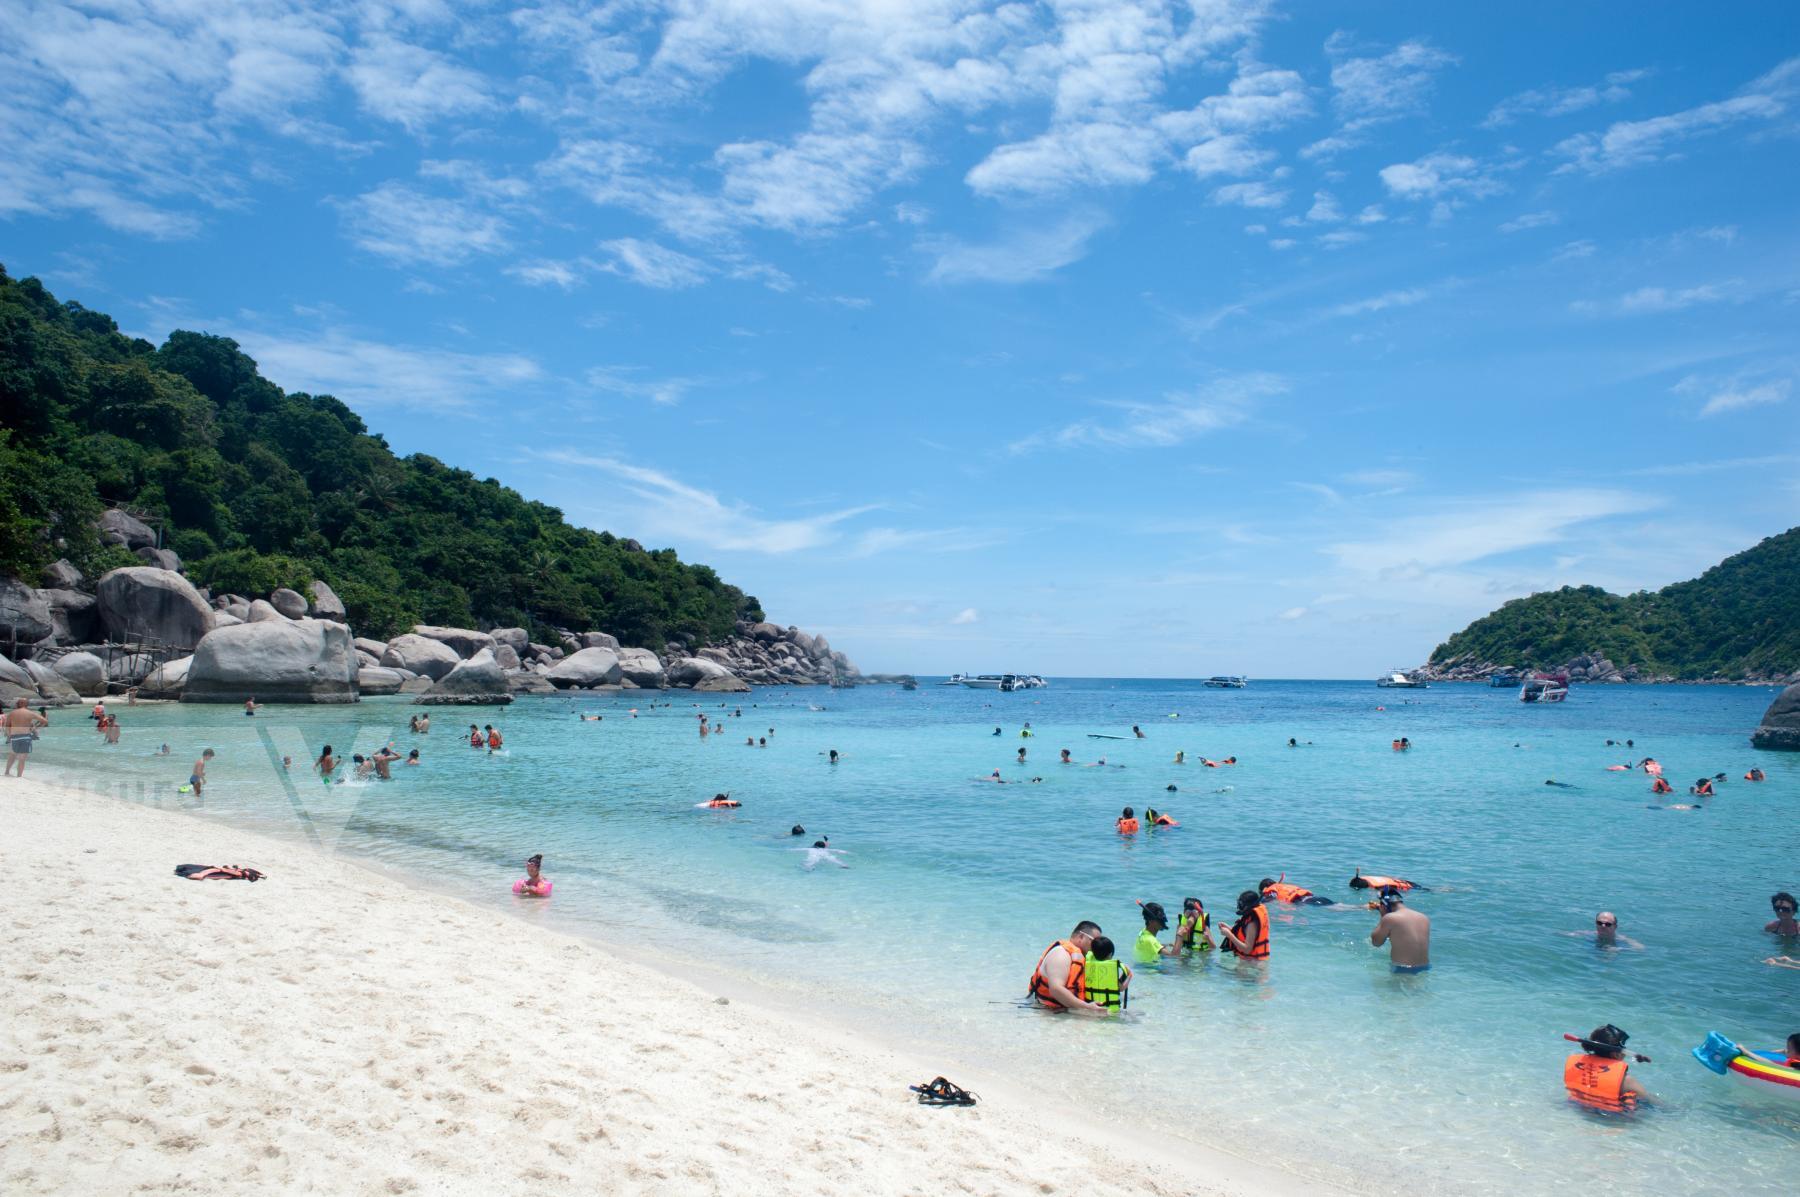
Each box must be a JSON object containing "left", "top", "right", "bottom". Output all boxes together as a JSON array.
[
  {"left": 1083, "top": 936, "right": 1130, "bottom": 1011},
  {"left": 1564, "top": 1024, "right": 1650, "bottom": 1113}
]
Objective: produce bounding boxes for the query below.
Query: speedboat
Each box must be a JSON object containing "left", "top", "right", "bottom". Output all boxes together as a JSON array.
[
  {"left": 1020, "top": 675, "right": 1048, "bottom": 689},
  {"left": 1520, "top": 673, "right": 1569, "bottom": 703},
  {"left": 1376, "top": 671, "right": 1425, "bottom": 688},
  {"left": 962, "top": 674, "right": 1012, "bottom": 690},
  {"left": 938, "top": 673, "right": 968, "bottom": 686},
  {"left": 1204, "top": 675, "right": 1248, "bottom": 688}
]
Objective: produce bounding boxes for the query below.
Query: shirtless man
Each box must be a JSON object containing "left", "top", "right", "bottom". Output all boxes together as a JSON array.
[
  {"left": 3, "top": 698, "right": 49, "bottom": 777},
  {"left": 189, "top": 748, "right": 215, "bottom": 796},
  {"left": 1370, "top": 886, "right": 1430, "bottom": 972},
  {"left": 1028, "top": 922, "right": 1109, "bottom": 1017}
]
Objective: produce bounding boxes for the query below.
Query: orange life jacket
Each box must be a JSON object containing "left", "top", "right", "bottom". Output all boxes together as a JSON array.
[
  {"left": 1564, "top": 1053, "right": 1634, "bottom": 1113},
  {"left": 1263, "top": 881, "right": 1312, "bottom": 903},
  {"left": 1651, "top": 778, "right": 1672, "bottom": 794},
  {"left": 1224, "top": 905, "right": 1270, "bottom": 960},
  {"left": 487, "top": 731, "right": 502, "bottom": 748},
  {"left": 1392, "top": 740, "right": 1403, "bottom": 750},
  {"left": 1028, "top": 940, "right": 1088, "bottom": 1008},
  {"left": 1356, "top": 874, "right": 1417, "bottom": 893},
  {"left": 1116, "top": 817, "right": 1140, "bottom": 834},
  {"left": 705, "top": 798, "right": 740, "bottom": 809},
  {"left": 1695, "top": 781, "right": 1714, "bottom": 796},
  {"left": 469, "top": 731, "right": 483, "bottom": 746}
]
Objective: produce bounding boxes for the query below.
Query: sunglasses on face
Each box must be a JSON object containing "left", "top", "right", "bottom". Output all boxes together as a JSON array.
[
  {"left": 1776, "top": 905, "right": 1797, "bottom": 914},
  {"left": 1596, "top": 920, "right": 1616, "bottom": 927}
]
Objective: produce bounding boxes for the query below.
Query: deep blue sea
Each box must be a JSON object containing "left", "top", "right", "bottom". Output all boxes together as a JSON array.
[{"left": 32, "top": 679, "right": 1798, "bottom": 1194}]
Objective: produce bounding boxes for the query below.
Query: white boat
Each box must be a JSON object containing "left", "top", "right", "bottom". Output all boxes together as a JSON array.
[
  {"left": 1204, "top": 675, "right": 1248, "bottom": 688},
  {"left": 1520, "top": 673, "right": 1570, "bottom": 703},
  {"left": 962, "top": 674, "right": 1013, "bottom": 690},
  {"left": 1376, "top": 671, "right": 1426, "bottom": 688},
  {"left": 1020, "top": 675, "right": 1048, "bottom": 689},
  {"left": 938, "top": 673, "right": 968, "bottom": 686}
]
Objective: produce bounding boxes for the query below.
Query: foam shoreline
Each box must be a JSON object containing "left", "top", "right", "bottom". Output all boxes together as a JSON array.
[{"left": 0, "top": 776, "right": 1326, "bottom": 1196}]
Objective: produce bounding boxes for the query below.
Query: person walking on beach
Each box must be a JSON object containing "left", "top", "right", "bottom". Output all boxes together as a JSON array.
[
  {"left": 1028, "top": 921, "right": 1109, "bottom": 1016},
  {"left": 1369, "top": 887, "right": 1430, "bottom": 972},
  {"left": 3, "top": 698, "right": 49, "bottom": 777}
]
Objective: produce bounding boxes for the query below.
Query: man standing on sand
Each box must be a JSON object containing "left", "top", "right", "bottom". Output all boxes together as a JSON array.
[
  {"left": 1370, "top": 886, "right": 1431, "bottom": 973},
  {"left": 4, "top": 698, "right": 49, "bottom": 777}
]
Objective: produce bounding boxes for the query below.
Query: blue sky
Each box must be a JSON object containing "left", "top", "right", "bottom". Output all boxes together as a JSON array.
[{"left": 4, "top": 1, "right": 1798, "bottom": 677}]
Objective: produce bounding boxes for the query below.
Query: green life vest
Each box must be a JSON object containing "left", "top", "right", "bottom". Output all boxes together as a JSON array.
[
  {"left": 1084, "top": 955, "right": 1128, "bottom": 1010},
  {"left": 1178, "top": 912, "right": 1211, "bottom": 953},
  {"left": 1133, "top": 929, "right": 1164, "bottom": 963}
]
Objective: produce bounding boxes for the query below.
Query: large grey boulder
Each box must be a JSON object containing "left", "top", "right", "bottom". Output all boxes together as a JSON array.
[
  {"left": 668, "top": 656, "right": 742, "bottom": 688},
  {"left": 491, "top": 627, "right": 528, "bottom": 652},
  {"left": 617, "top": 647, "right": 667, "bottom": 688},
  {"left": 1, "top": 578, "right": 54, "bottom": 646},
  {"left": 414, "top": 648, "right": 512, "bottom": 705},
  {"left": 247, "top": 599, "right": 284, "bottom": 623},
  {"left": 139, "top": 655, "right": 193, "bottom": 698},
  {"left": 493, "top": 643, "right": 520, "bottom": 670},
  {"left": 750, "top": 621, "right": 783, "bottom": 642},
  {"left": 579, "top": 631, "right": 620, "bottom": 650},
  {"left": 308, "top": 580, "right": 346, "bottom": 620},
  {"left": 20, "top": 658, "right": 81, "bottom": 706},
  {"left": 0, "top": 654, "right": 34, "bottom": 691},
  {"left": 41, "top": 560, "right": 83, "bottom": 590},
  {"left": 381, "top": 634, "right": 461, "bottom": 681},
  {"left": 353, "top": 636, "right": 387, "bottom": 658},
  {"left": 1752, "top": 683, "right": 1800, "bottom": 751},
  {"left": 98, "top": 508, "right": 156, "bottom": 549},
  {"left": 96, "top": 567, "right": 213, "bottom": 649},
  {"left": 507, "top": 670, "right": 556, "bottom": 694},
  {"left": 411, "top": 625, "right": 496, "bottom": 659},
  {"left": 53, "top": 651, "right": 108, "bottom": 696},
  {"left": 184, "top": 619, "right": 356, "bottom": 704},
  {"left": 399, "top": 676, "right": 435, "bottom": 694},
  {"left": 695, "top": 673, "right": 752, "bottom": 693},
  {"left": 356, "top": 666, "right": 405, "bottom": 696},
  {"left": 39, "top": 588, "right": 98, "bottom": 644},
  {"left": 212, "top": 611, "right": 244, "bottom": 628},
  {"left": 544, "top": 647, "right": 622, "bottom": 689},
  {"left": 134, "top": 545, "right": 182, "bottom": 572},
  {"left": 269, "top": 587, "right": 308, "bottom": 619}
]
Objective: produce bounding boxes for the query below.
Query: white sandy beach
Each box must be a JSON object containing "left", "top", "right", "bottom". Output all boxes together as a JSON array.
[{"left": 0, "top": 777, "right": 1322, "bottom": 1197}]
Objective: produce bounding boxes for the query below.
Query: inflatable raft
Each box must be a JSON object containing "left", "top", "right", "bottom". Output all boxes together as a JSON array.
[{"left": 1692, "top": 1032, "right": 1800, "bottom": 1103}]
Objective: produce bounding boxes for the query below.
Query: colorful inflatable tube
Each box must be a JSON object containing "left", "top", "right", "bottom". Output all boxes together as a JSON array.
[{"left": 1692, "top": 1032, "right": 1800, "bottom": 1103}]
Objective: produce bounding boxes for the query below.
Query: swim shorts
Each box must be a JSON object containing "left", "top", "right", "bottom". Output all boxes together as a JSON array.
[
  {"left": 188, "top": 774, "right": 201, "bottom": 788},
  {"left": 9, "top": 735, "right": 32, "bottom": 755},
  {"left": 1391, "top": 963, "right": 1430, "bottom": 974}
]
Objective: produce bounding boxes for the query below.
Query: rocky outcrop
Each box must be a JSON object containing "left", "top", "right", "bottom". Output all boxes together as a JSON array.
[
  {"left": 0, "top": 655, "right": 37, "bottom": 705},
  {"left": 40, "top": 589, "right": 98, "bottom": 644},
  {"left": 492, "top": 627, "right": 528, "bottom": 652},
  {"left": 96, "top": 567, "right": 213, "bottom": 649},
  {"left": 545, "top": 647, "right": 622, "bottom": 689},
  {"left": 98, "top": 508, "right": 156, "bottom": 549},
  {"left": 399, "top": 676, "right": 435, "bottom": 694},
  {"left": 616, "top": 647, "right": 666, "bottom": 688},
  {"left": 183, "top": 618, "right": 357, "bottom": 704},
  {"left": 40, "top": 560, "right": 83, "bottom": 590},
  {"left": 308, "top": 580, "right": 346, "bottom": 620},
  {"left": 668, "top": 657, "right": 736, "bottom": 687},
  {"left": 247, "top": 599, "right": 284, "bottom": 623},
  {"left": 579, "top": 631, "right": 621, "bottom": 651},
  {"left": 694, "top": 673, "right": 751, "bottom": 692},
  {"left": 381, "top": 634, "right": 461, "bottom": 681},
  {"left": 353, "top": 636, "right": 387, "bottom": 659},
  {"left": 134, "top": 545, "right": 182, "bottom": 572},
  {"left": 1752, "top": 684, "right": 1800, "bottom": 751},
  {"left": 1417, "top": 652, "right": 1676, "bottom": 685},
  {"left": 356, "top": 666, "right": 406, "bottom": 696},
  {"left": 411, "top": 625, "right": 496, "bottom": 659},
  {"left": 1, "top": 578, "right": 54, "bottom": 647},
  {"left": 507, "top": 670, "right": 556, "bottom": 694},
  {"left": 492, "top": 643, "right": 520, "bottom": 670},
  {"left": 139, "top": 656, "right": 193, "bottom": 699},
  {"left": 20, "top": 658, "right": 81, "bottom": 705},
  {"left": 52, "top": 651, "right": 108, "bottom": 696},
  {"left": 269, "top": 587, "right": 308, "bottom": 619},
  {"left": 666, "top": 621, "right": 858, "bottom": 687},
  {"left": 414, "top": 648, "right": 512, "bottom": 705}
]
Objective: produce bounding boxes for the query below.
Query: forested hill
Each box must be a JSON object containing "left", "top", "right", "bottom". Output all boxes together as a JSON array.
[
  {"left": 0, "top": 266, "right": 761, "bottom": 644},
  {"left": 1428, "top": 528, "right": 1800, "bottom": 680}
]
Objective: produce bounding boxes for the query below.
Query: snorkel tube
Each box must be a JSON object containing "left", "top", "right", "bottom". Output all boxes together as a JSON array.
[{"left": 1563, "top": 1031, "right": 1652, "bottom": 1063}]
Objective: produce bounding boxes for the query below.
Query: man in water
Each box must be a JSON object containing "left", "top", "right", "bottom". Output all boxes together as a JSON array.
[
  {"left": 1059, "top": 748, "right": 1072, "bottom": 764},
  {"left": 1260, "top": 877, "right": 1334, "bottom": 906},
  {"left": 1369, "top": 886, "right": 1430, "bottom": 972},
  {"left": 1016, "top": 746, "right": 1026, "bottom": 764},
  {"left": 1589, "top": 911, "right": 1643, "bottom": 950},
  {"left": 800, "top": 838, "right": 847, "bottom": 870},
  {"left": 1767, "top": 892, "right": 1799, "bottom": 936},
  {"left": 1028, "top": 921, "right": 1108, "bottom": 1016},
  {"left": 3, "top": 697, "right": 49, "bottom": 777}
]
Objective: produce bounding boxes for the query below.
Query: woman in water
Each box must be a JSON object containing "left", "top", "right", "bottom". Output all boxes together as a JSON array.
[
  {"left": 513, "top": 854, "right": 551, "bottom": 897},
  {"left": 314, "top": 744, "right": 337, "bottom": 779}
]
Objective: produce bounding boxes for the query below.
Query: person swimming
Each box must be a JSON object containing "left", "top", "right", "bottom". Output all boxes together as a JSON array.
[
  {"left": 1060, "top": 748, "right": 1072, "bottom": 763},
  {"left": 1349, "top": 870, "right": 1426, "bottom": 893},
  {"left": 1563, "top": 1024, "right": 1650, "bottom": 1112},
  {"left": 405, "top": 749, "right": 420, "bottom": 766},
  {"left": 1260, "top": 876, "right": 1334, "bottom": 906},
  {"left": 1746, "top": 767, "right": 1766, "bottom": 782},
  {"left": 1690, "top": 778, "right": 1714, "bottom": 797},
  {"left": 798, "top": 837, "right": 846, "bottom": 869},
  {"left": 513, "top": 854, "right": 551, "bottom": 896},
  {"left": 790, "top": 824, "right": 806, "bottom": 836},
  {"left": 1115, "top": 807, "right": 1140, "bottom": 834},
  {"left": 1544, "top": 779, "right": 1576, "bottom": 788},
  {"left": 703, "top": 793, "right": 740, "bottom": 809}
]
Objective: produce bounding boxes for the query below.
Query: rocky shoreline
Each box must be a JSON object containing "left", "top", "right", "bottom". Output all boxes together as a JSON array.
[
  {"left": 1412, "top": 651, "right": 1798, "bottom": 687},
  {"left": 1, "top": 511, "right": 860, "bottom": 708}
]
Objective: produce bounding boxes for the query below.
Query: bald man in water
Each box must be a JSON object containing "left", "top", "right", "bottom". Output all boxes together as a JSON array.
[{"left": 1370, "top": 887, "right": 1431, "bottom": 972}]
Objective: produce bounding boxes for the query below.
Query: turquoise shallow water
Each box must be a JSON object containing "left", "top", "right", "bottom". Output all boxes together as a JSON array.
[{"left": 28, "top": 679, "right": 1799, "bottom": 1194}]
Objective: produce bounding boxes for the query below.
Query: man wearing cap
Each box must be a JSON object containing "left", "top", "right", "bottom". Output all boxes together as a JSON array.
[{"left": 1369, "top": 886, "right": 1430, "bottom": 973}]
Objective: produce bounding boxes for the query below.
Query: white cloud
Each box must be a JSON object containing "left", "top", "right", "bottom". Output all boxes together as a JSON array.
[
  {"left": 1305, "top": 32, "right": 1456, "bottom": 156},
  {"left": 1499, "top": 210, "right": 1558, "bottom": 233},
  {"left": 584, "top": 367, "right": 700, "bottom": 407},
  {"left": 1553, "top": 58, "right": 1797, "bottom": 173},
  {"left": 1697, "top": 379, "right": 1790, "bottom": 417},
  {"left": 507, "top": 260, "right": 581, "bottom": 290},
  {"left": 1573, "top": 283, "right": 1734, "bottom": 315},
  {"left": 540, "top": 451, "right": 878, "bottom": 555},
  {"left": 1306, "top": 191, "right": 1343, "bottom": 222},
  {"left": 1673, "top": 370, "right": 1794, "bottom": 418},
  {"left": 339, "top": 182, "right": 509, "bottom": 266},
  {"left": 925, "top": 212, "right": 1106, "bottom": 284},
  {"left": 1482, "top": 68, "right": 1650, "bottom": 128},
  {"left": 893, "top": 201, "right": 930, "bottom": 225},
  {"left": 1011, "top": 372, "right": 1283, "bottom": 452},
  {"left": 1317, "top": 229, "right": 1366, "bottom": 249},
  {"left": 1278, "top": 606, "right": 1308, "bottom": 620},
  {"left": 1341, "top": 469, "right": 1417, "bottom": 488},
  {"left": 1182, "top": 134, "right": 1275, "bottom": 179},
  {"left": 1379, "top": 153, "right": 1502, "bottom": 201},
  {"left": 1329, "top": 287, "right": 1428, "bottom": 317},
  {"left": 232, "top": 328, "right": 542, "bottom": 414},
  {"left": 950, "top": 607, "right": 979, "bottom": 625},
  {"left": 596, "top": 238, "right": 709, "bottom": 289},
  {"left": 1326, "top": 489, "right": 1658, "bottom": 574},
  {"left": 1553, "top": 239, "right": 1596, "bottom": 261},
  {"left": 347, "top": 35, "right": 494, "bottom": 132},
  {"left": 1211, "top": 181, "right": 1288, "bottom": 209}
]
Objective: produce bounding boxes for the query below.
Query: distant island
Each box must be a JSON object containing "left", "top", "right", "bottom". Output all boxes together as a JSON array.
[{"left": 1421, "top": 527, "right": 1799, "bottom": 684}]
